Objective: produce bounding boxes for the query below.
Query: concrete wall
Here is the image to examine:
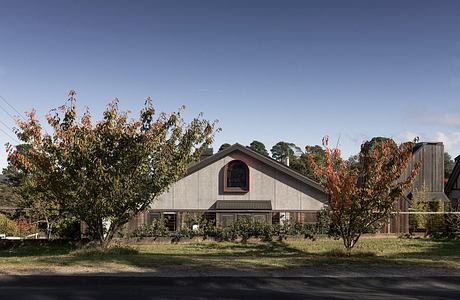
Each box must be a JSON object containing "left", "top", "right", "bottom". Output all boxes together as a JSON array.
[{"left": 150, "top": 150, "right": 326, "bottom": 211}]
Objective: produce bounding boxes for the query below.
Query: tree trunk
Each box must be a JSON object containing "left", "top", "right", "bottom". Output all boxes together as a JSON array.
[
  {"left": 45, "top": 215, "right": 52, "bottom": 239},
  {"left": 101, "top": 224, "right": 118, "bottom": 248}
]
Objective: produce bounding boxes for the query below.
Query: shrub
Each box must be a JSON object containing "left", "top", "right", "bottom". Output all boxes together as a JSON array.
[
  {"left": 131, "top": 212, "right": 331, "bottom": 243},
  {"left": 132, "top": 219, "right": 169, "bottom": 239},
  {"left": 0, "top": 214, "right": 20, "bottom": 236},
  {"left": 0, "top": 214, "right": 37, "bottom": 237}
]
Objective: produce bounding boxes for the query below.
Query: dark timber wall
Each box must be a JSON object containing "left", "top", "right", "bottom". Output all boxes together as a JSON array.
[
  {"left": 401, "top": 142, "right": 445, "bottom": 193},
  {"left": 384, "top": 142, "right": 445, "bottom": 234}
]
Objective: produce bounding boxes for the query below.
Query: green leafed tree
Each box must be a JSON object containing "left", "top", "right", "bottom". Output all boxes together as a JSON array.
[
  {"left": 218, "top": 143, "right": 232, "bottom": 152},
  {"left": 0, "top": 176, "right": 19, "bottom": 209},
  {"left": 3, "top": 143, "right": 72, "bottom": 239},
  {"left": 444, "top": 152, "right": 455, "bottom": 180},
  {"left": 249, "top": 140, "right": 269, "bottom": 156},
  {"left": 270, "top": 141, "right": 301, "bottom": 162},
  {"left": 7, "top": 93, "right": 218, "bottom": 246},
  {"left": 289, "top": 145, "right": 325, "bottom": 181}
]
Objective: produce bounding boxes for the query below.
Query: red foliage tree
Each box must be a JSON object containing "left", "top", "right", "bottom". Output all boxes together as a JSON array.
[{"left": 307, "top": 136, "right": 418, "bottom": 254}]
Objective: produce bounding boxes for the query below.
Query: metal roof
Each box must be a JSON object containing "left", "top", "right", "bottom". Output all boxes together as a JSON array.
[{"left": 215, "top": 200, "right": 272, "bottom": 210}]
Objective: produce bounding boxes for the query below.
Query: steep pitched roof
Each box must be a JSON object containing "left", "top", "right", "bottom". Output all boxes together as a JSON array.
[
  {"left": 445, "top": 155, "right": 460, "bottom": 196},
  {"left": 187, "top": 143, "right": 324, "bottom": 193}
]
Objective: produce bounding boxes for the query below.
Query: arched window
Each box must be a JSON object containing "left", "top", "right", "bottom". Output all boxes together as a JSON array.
[{"left": 224, "top": 160, "right": 250, "bottom": 192}]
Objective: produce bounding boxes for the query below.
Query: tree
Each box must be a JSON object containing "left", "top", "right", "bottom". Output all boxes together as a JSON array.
[
  {"left": 218, "top": 143, "right": 231, "bottom": 152},
  {"left": 7, "top": 93, "right": 218, "bottom": 246},
  {"left": 0, "top": 177, "right": 19, "bottom": 209},
  {"left": 270, "top": 142, "right": 301, "bottom": 162},
  {"left": 289, "top": 145, "right": 325, "bottom": 180},
  {"left": 411, "top": 185, "right": 446, "bottom": 236},
  {"left": 444, "top": 152, "right": 455, "bottom": 181},
  {"left": 308, "top": 136, "right": 418, "bottom": 254},
  {"left": 346, "top": 154, "right": 359, "bottom": 170},
  {"left": 249, "top": 140, "right": 269, "bottom": 156},
  {"left": 2, "top": 144, "right": 70, "bottom": 239}
]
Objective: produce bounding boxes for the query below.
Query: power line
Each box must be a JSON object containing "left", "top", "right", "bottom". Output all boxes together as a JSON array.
[
  {"left": 0, "top": 95, "right": 26, "bottom": 120},
  {"left": 0, "top": 113, "right": 20, "bottom": 143},
  {"left": 0, "top": 118, "right": 15, "bottom": 133},
  {"left": 0, "top": 125, "right": 19, "bottom": 144},
  {"left": 0, "top": 101, "right": 17, "bottom": 123}
]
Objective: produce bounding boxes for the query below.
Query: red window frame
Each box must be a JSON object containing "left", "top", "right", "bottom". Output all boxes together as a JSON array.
[{"left": 223, "top": 160, "right": 250, "bottom": 193}]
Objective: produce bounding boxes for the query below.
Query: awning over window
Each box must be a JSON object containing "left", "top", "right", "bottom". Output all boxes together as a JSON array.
[{"left": 215, "top": 200, "right": 272, "bottom": 210}]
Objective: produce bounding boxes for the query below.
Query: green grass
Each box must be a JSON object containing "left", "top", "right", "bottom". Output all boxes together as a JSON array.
[{"left": 1, "top": 237, "right": 460, "bottom": 273}]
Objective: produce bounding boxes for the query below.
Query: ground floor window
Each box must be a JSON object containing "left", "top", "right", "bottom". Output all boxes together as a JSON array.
[
  {"left": 236, "top": 214, "right": 251, "bottom": 222},
  {"left": 220, "top": 214, "right": 235, "bottom": 228},
  {"left": 163, "top": 212, "right": 177, "bottom": 231},
  {"left": 280, "top": 212, "right": 290, "bottom": 224},
  {"left": 253, "top": 214, "right": 267, "bottom": 224},
  {"left": 271, "top": 212, "right": 280, "bottom": 224},
  {"left": 148, "top": 212, "right": 161, "bottom": 224}
]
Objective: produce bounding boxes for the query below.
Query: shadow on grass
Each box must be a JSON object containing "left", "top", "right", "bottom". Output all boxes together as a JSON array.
[
  {"left": 3, "top": 238, "right": 460, "bottom": 271},
  {"left": 384, "top": 238, "right": 460, "bottom": 261},
  {"left": 0, "top": 243, "right": 77, "bottom": 258},
  {"left": 31, "top": 241, "right": 313, "bottom": 269}
]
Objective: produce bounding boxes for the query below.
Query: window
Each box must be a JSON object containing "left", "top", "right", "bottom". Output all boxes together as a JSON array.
[
  {"left": 237, "top": 214, "right": 251, "bottom": 221},
  {"left": 221, "top": 214, "right": 235, "bottom": 227},
  {"left": 163, "top": 212, "right": 177, "bottom": 231},
  {"left": 224, "top": 160, "right": 249, "bottom": 192},
  {"left": 272, "top": 212, "right": 280, "bottom": 224},
  {"left": 203, "top": 212, "right": 217, "bottom": 226},
  {"left": 148, "top": 212, "right": 161, "bottom": 224},
  {"left": 253, "top": 214, "right": 267, "bottom": 224},
  {"left": 280, "top": 212, "right": 290, "bottom": 225}
]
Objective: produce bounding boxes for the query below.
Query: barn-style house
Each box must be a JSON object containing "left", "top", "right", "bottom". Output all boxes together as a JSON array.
[{"left": 127, "top": 142, "right": 449, "bottom": 234}]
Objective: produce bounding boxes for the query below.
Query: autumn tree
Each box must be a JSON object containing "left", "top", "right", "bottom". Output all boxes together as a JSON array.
[
  {"left": 249, "top": 140, "right": 269, "bottom": 156},
  {"left": 7, "top": 93, "right": 218, "bottom": 246},
  {"left": 308, "top": 136, "right": 418, "bottom": 254}
]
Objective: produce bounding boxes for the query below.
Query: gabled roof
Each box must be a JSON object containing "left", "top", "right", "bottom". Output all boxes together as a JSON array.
[
  {"left": 187, "top": 143, "right": 324, "bottom": 192},
  {"left": 446, "top": 155, "right": 460, "bottom": 196}
]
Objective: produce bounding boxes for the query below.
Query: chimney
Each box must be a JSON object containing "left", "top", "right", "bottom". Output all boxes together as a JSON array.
[
  {"left": 199, "top": 147, "right": 214, "bottom": 161},
  {"left": 283, "top": 156, "right": 290, "bottom": 167}
]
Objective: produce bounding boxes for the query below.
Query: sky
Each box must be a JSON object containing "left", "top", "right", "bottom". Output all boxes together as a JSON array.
[{"left": 1, "top": 0, "right": 460, "bottom": 170}]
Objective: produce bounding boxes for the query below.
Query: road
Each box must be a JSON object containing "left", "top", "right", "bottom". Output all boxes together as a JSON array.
[{"left": 0, "top": 276, "right": 459, "bottom": 299}]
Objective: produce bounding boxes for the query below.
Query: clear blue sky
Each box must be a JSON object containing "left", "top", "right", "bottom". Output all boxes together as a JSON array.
[{"left": 1, "top": 0, "right": 460, "bottom": 170}]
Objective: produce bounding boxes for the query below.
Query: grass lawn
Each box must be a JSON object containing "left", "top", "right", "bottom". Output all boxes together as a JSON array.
[{"left": 1, "top": 237, "right": 460, "bottom": 274}]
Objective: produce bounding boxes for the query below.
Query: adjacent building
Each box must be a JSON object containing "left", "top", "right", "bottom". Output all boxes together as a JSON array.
[
  {"left": 445, "top": 155, "right": 460, "bottom": 208},
  {"left": 386, "top": 142, "right": 450, "bottom": 233}
]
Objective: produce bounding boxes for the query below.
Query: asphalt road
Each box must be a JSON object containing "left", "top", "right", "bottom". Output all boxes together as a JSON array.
[{"left": 0, "top": 276, "right": 459, "bottom": 300}]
